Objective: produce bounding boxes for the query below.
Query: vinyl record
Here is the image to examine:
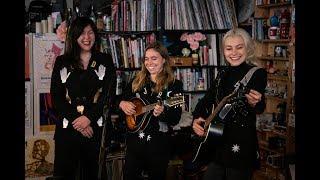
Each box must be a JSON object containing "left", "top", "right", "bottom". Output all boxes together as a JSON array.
[{"left": 236, "top": 0, "right": 255, "bottom": 23}]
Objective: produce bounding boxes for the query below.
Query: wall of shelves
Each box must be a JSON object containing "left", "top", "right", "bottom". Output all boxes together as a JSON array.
[
  {"left": 98, "top": 0, "right": 238, "bottom": 100},
  {"left": 253, "top": 0, "right": 295, "bottom": 179}
]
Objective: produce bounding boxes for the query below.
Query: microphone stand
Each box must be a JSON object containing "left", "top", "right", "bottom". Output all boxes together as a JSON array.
[{"left": 98, "top": 74, "right": 116, "bottom": 180}]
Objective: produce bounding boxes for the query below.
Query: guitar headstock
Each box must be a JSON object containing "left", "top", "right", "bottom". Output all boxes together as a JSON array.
[{"left": 164, "top": 93, "right": 185, "bottom": 107}]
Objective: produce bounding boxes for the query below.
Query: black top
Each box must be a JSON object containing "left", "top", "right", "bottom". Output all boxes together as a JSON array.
[
  {"left": 193, "top": 62, "right": 267, "bottom": 169},
  {"left": 50, "top": 51, "right": 116, "bottom": 140},
  {"left": 120, "top": 78, "right": 183, "bottom": 134}
]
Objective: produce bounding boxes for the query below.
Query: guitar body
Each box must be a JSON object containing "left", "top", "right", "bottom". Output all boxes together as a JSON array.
[
  {"left": 192, "top": 120, "right": 225, "bottom": 163},
  {"left": 126, "top": 97, "right": 152, "bottom": 133}
]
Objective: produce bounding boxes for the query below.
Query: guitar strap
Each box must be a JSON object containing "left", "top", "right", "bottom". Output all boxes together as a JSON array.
[
  {"left": 214, "top": 66, "right": 260, "bottom": 107},
  {"left": 216, "top": 66, "right": 261, "bottom": 119},
  {"left": 233, "top": 66, "right": 261, "bottom": 92}
]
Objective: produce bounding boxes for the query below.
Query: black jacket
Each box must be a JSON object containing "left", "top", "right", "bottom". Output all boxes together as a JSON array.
[
  {"left": 50, "top": 51, "right": 116, "bottom": 140},
  {"left": 193, "top": 62, "right": 267, "bottom": 169}
]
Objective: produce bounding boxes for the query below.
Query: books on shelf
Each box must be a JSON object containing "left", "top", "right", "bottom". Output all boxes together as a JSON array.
[{"left": 100, "top": 33, "right": 156, "bottom": 68}]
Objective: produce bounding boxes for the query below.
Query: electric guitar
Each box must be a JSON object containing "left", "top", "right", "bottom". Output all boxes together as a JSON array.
[
  {"left": 192, "top": 85, "right": 249, "bottom": 163},
  {"left": 126, "top": 94, "right": 185, "bottom": 133}
]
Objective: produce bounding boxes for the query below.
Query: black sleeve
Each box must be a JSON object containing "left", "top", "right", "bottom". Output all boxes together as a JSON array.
[
  {"left": 50, "top": 56, "right": 79, "bottom": 122},
  {"left": 157, "top": 80, "right": 183, "bottom": 126},
  {"left": 84, "top": 53, "right": 117, "bottom": 122},
  {"left": 247, "top": 68, "right": 268, "bottom": 114}
]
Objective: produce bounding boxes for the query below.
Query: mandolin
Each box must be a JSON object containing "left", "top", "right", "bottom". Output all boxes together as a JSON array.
[{"left": 126, "top": 94, "right": 184, "bottom": 133}]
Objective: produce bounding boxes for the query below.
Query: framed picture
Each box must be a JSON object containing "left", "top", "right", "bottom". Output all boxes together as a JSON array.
[
  {"left": 25, "top": 81, "right": 33, "bottom": 137},
  {"left": 274, "top": 45, "right": 287, "bottom": 57},
  {"left": 32, "top": 33, "right": 64, "bottom": 90},
  {"left": 34, "top": 89, "right": 57, "bottom": 135},
  {"left": 25, "top": 135, "right": 55, "bottom": 178}
]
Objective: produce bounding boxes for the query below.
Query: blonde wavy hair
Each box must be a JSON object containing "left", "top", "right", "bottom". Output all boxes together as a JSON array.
[
  {"left": 132, "top": 41, "right": 175, "bottom": 93},
  {"left": 222, "top": 28, "right": 256, "bottom": 64}
]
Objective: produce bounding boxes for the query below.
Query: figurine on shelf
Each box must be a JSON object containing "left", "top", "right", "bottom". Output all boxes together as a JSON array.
[
  {"left": 270, "top": 13, "right": 279, "bottom": 27},
  {"left": 181, "top": 48, "right": 191, "bottom": 57},
  {"left": 274, "top": 45, "right": 283, "bottom": 57}
]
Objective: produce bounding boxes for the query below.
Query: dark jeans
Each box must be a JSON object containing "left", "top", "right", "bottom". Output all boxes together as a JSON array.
[
  {"left": 203, "top": 161, "right": 253, "bottom": 180},
  {"left": 123, "top": 132, "right": 171, "bottom": 180},
  {"left": 53, "top": 136, "right": 100, "bottom": 180}
]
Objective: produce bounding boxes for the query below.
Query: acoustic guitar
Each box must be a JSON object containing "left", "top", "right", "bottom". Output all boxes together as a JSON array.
[
  {"left": 126, "top": 94, "right": 185, "bottom": 133},
  {"left": 192, "top": 85, "right": 249, "bottom": 163}
]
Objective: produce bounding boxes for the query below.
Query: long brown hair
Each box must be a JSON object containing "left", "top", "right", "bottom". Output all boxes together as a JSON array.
[{"left": 132, "top": 41, "right": 175, "bottom": 93}]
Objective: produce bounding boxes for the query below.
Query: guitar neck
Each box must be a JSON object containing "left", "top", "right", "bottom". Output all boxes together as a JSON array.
[
  {"left": 142, "top": 103, "right": 157, "bottom": 113},
  {"left": 204, "top": 92, "right": 235, "bottom": 129}
]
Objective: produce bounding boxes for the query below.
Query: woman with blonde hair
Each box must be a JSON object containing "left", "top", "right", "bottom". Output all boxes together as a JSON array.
[{"left": 192, "top": 28, "right": 267, "bottom": 180}]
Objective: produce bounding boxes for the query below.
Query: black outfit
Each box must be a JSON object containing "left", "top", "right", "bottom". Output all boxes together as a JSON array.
[
  {"left": 192, "top": 62, "right": 267, "bottom": 180},
  {"left": 50, "top": 52, "right": 116, "bottom": 180},
  {"left": 120, "top": 79, "right": 183, "bottom": 180}
]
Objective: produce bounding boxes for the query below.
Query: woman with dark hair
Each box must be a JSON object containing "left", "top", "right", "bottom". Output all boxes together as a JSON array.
[
  {"left": 50, "top": 16, "right": 116, "bottom": 179},
  {"left": 118, "top": 41, "right": 183, "bottom": 180}
]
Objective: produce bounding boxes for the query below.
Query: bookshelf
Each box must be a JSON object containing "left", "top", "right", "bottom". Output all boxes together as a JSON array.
[
  {"left": 253, "top": 0, "right": 295, "bottom": 179},
  {"left": 98, "top": 0, "right": 238, "bottom": 105}
]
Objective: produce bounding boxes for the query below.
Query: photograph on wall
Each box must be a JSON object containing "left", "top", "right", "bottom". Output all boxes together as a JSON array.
[
  {"left": 34, "top": 89, "right": 57, "bottom": 135},
  {"left": 25, "top": 135, "right": 54, "bottom": 179},
  {"left": 32, "top": 34, "right": 64, "bottom": 90},
  {"left": 25, "top": 81, "right": 33, "bottom": 136}
]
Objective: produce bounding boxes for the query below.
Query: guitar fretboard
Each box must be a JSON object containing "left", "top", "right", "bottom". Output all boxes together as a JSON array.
[
  {"left": 204, "top": 92, "right": 236, "bottom": 130},
  {"left": 142, "top": 103, "right": 157, "bottom": 113}
]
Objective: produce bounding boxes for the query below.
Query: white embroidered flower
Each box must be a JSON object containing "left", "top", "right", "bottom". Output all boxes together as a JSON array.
[
  {"left": 231, "top": 144, "right": 240, "bottom": 153},
  {"left": 147, "top": 135, "right": 152, "bottom": 141}
]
